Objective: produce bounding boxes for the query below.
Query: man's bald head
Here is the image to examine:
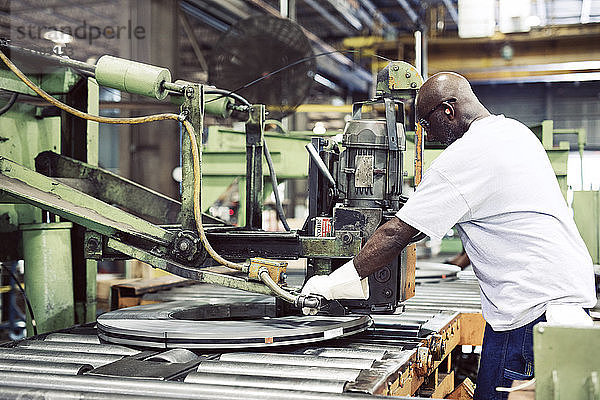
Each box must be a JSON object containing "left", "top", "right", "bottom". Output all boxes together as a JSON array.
[{"left": 416, "top": 72, "right": 490, "bottom": 145}]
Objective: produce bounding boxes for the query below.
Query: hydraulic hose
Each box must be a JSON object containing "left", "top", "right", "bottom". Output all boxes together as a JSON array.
[
  {"left": 0, "top": 92, "right": 18, "bottom": 116},
  {"left": 263, "top": 140, "right": 290, "bottom": 231}
]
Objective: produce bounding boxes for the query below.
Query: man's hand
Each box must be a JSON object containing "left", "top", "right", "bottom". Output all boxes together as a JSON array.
[{"left": 300, "top": 259, "right": 369, "bottom": 315}]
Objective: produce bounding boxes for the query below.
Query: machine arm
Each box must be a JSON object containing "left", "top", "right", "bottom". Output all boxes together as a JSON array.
[{"left": 0, "top": 156, "right": 323, "bottom": 309}]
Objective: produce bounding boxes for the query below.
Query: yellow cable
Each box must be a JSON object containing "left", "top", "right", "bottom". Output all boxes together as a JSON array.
[{"left": 0, "top": 50, "right": 245, "bottom": 272}]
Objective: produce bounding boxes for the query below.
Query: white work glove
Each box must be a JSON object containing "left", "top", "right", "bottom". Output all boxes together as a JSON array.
[
  {"left": 300, "top": 260, "right": 369, "bottom": 315},
  {"left": 546, "top": 304, "right": 593, "bottom": 327}
]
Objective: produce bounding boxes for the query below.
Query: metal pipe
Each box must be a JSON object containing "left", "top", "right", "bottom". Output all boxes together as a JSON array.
[
  {"left": 21, "top": 222, "right": 74, "bottom": 334},
  {"left": 305, "top": 143, "right": 337, "bottom": 189},
  {"left": 258, "top": 268, "right": 296, "bottom": 303},
  {"left": 163, "top": 81, "right": 185, "bottom": 93},
  {"left": 0, "top": 41, "right": 96, "bottom": 73},
  {"left": 303, "top": 347, "right": 386, "bottom": 360},
  {"left": 257, "top": 268, "right": 320, "bottom": 309},
  {"left": 184, "top": 372, "right": 346, "bottom": 393},
  {"left": 0, "top": 358, "right": 92, "bottom": 375},
  {"left": 263, "top": 140, "right": 291, "bottom": 231},
  {"left": 17, "top": 340, "right": 140, "bottom": 356},
  {"left": 0, "top": 386, "right": 153, "bottom": 400},
  {"left": 195, "top": 360, "right": 362, "bottom": 381},
  {"left": 45, "top": 333, "right": 101, "bottom": 344},
  {"left": 414, "top": 30, "right": 422, "bottom": 78},
  {"left": 219, "top": 352, "right": 374, "bottom": 369},
  {"left": 0, "top": 371, "right": 398, "bottom": 400},
  {"left": 0, "top": 348, "right": 123, "bottom": 368}
]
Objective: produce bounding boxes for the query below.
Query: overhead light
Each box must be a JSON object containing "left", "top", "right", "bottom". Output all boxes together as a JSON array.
[
  {"left": 312, "top": 122, "right": 326, "bottom": 135},
  {"left": 43, "top": 30, "right": 73, "bottom": 56},
  {"left": 43, "top": 30, "right": 73, "bottom": 45},
  {"left": 500, "top": 44, "right": 514, "bottom": 61},
  {"left": 525, "top": 15, "right": 542, "bottom": 27},
  {"left": 172, "top": 166, "right": 182, "bottom": 183}
]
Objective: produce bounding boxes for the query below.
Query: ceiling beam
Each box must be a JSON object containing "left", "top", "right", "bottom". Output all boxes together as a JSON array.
[
  {"left": 180, "top": 1, "right": 230, "bottom": 32},
  {"left": 441, "top": 0, "right": 458, "bottom": 25},
  {"left": 357, "top": 0, "right": 398, "bottom": 36},
  {"left": 395, "top": 0, "right": 419, "bottom": 26},
  {"left": 303, "top": 0, "right": 355, "bottom": 34},
  {"left": 179, "top": 11, "right": 209, "bottom": 71},
  {"left": 325, "top": 0, "right": 363, "bottom": 30}
]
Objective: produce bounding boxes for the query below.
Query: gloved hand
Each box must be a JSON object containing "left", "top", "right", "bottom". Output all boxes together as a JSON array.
[
  {"left": 546, "top": 304, "right": 593, "bottom": 326},
  {"left": 300, "top": 259, "right": 369, "bottom": 315}
]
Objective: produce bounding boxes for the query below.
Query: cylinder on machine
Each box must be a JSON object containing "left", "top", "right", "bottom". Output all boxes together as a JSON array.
[{"left": 95, "top": 55, "right": 172, "bottom": 100}]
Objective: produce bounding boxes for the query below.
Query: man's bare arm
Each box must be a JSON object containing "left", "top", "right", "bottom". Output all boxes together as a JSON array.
[{"left": 354, "top": 217, "right": 419, "bottom": 278}]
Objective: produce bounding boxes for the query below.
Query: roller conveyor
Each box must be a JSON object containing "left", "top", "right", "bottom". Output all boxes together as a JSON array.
[{"left": 0, "top": 275, "right": 483, "bottom": 399}]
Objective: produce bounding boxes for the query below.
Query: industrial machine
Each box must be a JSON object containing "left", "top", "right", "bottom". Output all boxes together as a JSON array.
[
  {"left": 302, "top": 62, "right": 425, "bottom": 313},
  {"left": 0, "top": 38, "right": 425, "bottom": 331},
  {"left": 0, "top": 38, "right": 473, "bottom": 399}
]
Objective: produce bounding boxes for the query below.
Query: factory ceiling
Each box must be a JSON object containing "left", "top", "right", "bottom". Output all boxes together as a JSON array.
[{"left": 1, "top": 0, "right": 600, "bottom": 99}]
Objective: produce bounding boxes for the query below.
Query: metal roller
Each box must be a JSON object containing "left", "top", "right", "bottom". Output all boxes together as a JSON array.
[
  {"left": 0, "top": 359, "right": 93, "bottom": 375},
  {"left": 95, "top": 55, "right": 172, "bottom": 100},
  {"left": 184, "top": 372, "right": 346, "bottom": 393},
  {"left": 17, "top": 340, "right": 140, "bottom": 356},
  {"left": 0, "top": 371, "right": 408, "bottom": 400},
  {"left": 0, "top": 348, "right": 122, "bottom": 369},
  {"left": 45, "top": 333, "right": 101, "bottom": 344},
  {"left": 196, "top": 360, "right": 362, "bottom": 381},
  {"left": 219, "top": 352, "right": 375, "bottom": 369},
  {"left": 0, "top": 386, "right": 153, "bottom": 400},
  {"left": 303, "top": 347, "right": 386, "bottom": 360}
]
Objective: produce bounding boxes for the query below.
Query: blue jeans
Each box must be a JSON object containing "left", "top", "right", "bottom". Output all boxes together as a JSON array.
[{"left": 474, "top": 313, "right": 546, "bottom": 400}]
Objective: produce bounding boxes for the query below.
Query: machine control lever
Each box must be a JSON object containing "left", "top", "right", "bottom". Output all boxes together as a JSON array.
[{"left": 305, "top": 143, "right": 337, "bottom": 192}]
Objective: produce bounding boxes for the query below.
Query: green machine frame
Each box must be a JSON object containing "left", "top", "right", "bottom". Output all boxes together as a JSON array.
[
  {"left": 0, "top": 46, "right": 376, "bottom": 331},
  {"left": 0, "top": 58, "right": 99, "bottom": 333},
  {"left": 534, "top": 324, "right": 600, "bottom": 400}
]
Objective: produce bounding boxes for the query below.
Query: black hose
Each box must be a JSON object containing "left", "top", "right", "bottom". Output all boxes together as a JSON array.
[
  {"left": 4, "top": 264, "right": 37, "bottom": 336},
  {"left": 0, "top": 92, "right": 18, "bottom": 116},
  {"left": 204, "top": 89, "right": 251, "bottom": 107},
  {"left": 263, "top": 139, "right": 290, "bottom": 231}
]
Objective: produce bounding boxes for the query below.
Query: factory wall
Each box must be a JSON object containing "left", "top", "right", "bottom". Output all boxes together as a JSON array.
[{"left": 473, "top": 81, "right": 600, "bottom": 150}]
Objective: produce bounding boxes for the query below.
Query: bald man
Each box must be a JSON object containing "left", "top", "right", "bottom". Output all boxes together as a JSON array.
[{"left": 302, "top": 72, "right": 596, "bottom": 399}]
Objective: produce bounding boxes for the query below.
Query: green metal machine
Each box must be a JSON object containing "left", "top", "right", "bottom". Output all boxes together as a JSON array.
[
  {"left": 0, "top": 56, "right": 99, "bottom": 334},
  {"left": 0, "top": 44, "right": 427, "bottom": 328},
  {"left": 573, "top": 190, "right": 600, "bottom": 264},
  {"left": 202, "top": 126, "right": 329, "bottom": 224},
  {"left": 530, "top": 119, "right": 586, "bottom": 200},
  {"left": 534, "top": 323, "right": 600, "bottom": 400}
]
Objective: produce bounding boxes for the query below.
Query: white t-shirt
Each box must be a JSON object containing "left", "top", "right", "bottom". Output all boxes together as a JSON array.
[{"left": 396, "top": 114, "right": 596, "bottom": 331}]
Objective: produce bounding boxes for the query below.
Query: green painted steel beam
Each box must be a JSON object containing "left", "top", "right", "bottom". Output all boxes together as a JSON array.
[
  {"left": 573, "top": 190, "right": 600, "bottom": 264},
  {"left": 107, "top": 238, "right": 275, "bottom": 296},
  {"left": 0, "top": 66, "right": 79, "bottom": 96},
  {"left": 22, "top": 222, "right": 75, "bottom": 335},
  {"left": 36, "top": 151, "right": 181, "bottom": 224},
  {"left": 300, "top": 232, "right": 362, "bottom": 258},
  {"left": 0, "top": 157, "right": 173, "bottom": 245}
]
